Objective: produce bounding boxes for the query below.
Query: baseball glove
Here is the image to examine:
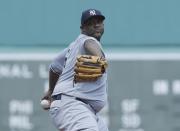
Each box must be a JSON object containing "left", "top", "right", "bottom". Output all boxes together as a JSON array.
[{"left": 74, "top": 55, "right": 108, "bottom": 82}]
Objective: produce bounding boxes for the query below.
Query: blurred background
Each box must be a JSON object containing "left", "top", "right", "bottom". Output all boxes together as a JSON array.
[{"left": 1, "top": 0, "right": 180, "bottom": 131}]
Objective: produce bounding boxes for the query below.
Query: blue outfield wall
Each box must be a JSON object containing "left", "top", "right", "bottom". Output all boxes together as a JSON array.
[{"left": 0, "top": 0, "right": 180, "bottom": 47}]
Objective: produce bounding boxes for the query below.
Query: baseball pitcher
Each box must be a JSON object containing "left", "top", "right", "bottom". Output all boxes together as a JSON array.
[{"left": 42, "top": 8, "right": 108, "bottom": 131}]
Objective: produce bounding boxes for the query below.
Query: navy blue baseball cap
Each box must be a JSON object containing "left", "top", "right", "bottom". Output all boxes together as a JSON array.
[{"left": 81, "top": 9, "right": 105, "bottom": 25}]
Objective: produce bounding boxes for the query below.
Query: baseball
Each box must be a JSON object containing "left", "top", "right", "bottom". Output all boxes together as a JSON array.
[{"left": 40, "top": 99, "right": 50, "bottom": 109}]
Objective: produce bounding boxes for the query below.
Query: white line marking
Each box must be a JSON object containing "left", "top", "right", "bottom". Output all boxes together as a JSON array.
[
  {"left": 0, "top": 53, "right": 180, "bottom": 61},
  {"left": 106, "top": 53, "right": 180, "bottom": 60}
]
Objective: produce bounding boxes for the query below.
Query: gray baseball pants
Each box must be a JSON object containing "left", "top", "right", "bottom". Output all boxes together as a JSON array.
[{"left": 49, "top": 94, "right": 108, "bottom": 131}]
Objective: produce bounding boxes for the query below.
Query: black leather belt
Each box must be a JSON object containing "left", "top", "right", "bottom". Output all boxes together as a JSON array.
[
  {"left": 52, "top": 94, "right": 62, "bottom": 100},
  {"left": 52, "top": 94, "right": 96, "bottom": 113},
  {"left": 52, "top": 94, "right": 89, "bottom": 105}
]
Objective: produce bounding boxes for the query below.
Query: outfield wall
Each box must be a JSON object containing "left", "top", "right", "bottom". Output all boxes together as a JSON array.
[
  {"left": 1, "top": 53, "right": 180, "bottom": 131},
  {"left": 1, "top": 0, "right": 180, "bottom": 46}
]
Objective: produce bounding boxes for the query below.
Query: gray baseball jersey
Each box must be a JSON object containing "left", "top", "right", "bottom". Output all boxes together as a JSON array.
[{"left": 50, "top": 34, "right": 108, "bottom": 112}]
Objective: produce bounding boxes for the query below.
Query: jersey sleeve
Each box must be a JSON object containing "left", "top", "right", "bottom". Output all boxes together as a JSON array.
[{"left": 49, "top": 48, "right": 68, "bottom": 75}]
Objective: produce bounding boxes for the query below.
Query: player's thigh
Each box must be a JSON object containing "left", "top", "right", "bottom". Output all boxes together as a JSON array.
[
  {"left": 97, "top": 115, "right": 109, "bottom": 131},
  {"left": 50, "top": 99, "right": 99, "bottom": 131},
  {"left": 49, "top": 101, "right": 63, "bottom": 129},
  {"left": 64, "top": 101, "right": 99, "bottom": 131}
]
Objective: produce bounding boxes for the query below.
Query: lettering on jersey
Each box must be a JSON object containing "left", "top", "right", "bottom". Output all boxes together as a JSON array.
[{"left": 64, "top": 48, "right": 71, "bottom": 68}]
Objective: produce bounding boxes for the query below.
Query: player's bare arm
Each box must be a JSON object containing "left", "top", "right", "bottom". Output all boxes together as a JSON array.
[
  {"left": 84, "top": 39, "right": 104, "bottom": 57},
  {"left": 41, "top": 69, "right": 61, "bottom": 101},
  {"left": 49, "top": 69, "right": 61, "bottom": 94}
]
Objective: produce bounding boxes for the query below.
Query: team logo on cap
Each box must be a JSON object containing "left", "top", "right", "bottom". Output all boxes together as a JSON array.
[{"left": 89, "top": 10, "right": 96, "bottom": 16}]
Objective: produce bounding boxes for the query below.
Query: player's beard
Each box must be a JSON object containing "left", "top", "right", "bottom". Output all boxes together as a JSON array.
[{"left": 87, "top": 28, "right": 104, "bottom": 41}]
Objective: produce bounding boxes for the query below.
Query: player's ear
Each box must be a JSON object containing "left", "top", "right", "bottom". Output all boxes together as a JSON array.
[
  {"left": 80, "top": 25, "right": 85, "bottom": 32},
  {"left": 80, "top": 24, "right": 85, "bottom": 29}
]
